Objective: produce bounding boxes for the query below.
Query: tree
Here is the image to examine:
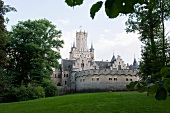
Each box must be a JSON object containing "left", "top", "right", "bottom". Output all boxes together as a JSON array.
[
  {"left": 0, "top": 0, "right": 16, "bottom": 67},
  {"left": 125, "top": 0, "right": 170, "bottom": 100},
  {"left": 6, "top": 19, "right": 64, "bottom": 86}
]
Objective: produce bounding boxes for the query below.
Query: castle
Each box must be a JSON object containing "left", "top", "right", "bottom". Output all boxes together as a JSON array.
[{"left": 51, "top": 31, "right": 139, "bottom": 92}]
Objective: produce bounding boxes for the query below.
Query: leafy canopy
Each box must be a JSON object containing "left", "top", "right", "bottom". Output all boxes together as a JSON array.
[
  {"left": 7, "top": 19, "right": 64, "bottom": 86},
  {"left": 65, "top": 0, "right": 145, "bottom": 19}
]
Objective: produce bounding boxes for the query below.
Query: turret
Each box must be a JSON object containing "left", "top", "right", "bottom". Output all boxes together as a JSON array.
[
  {"left": 90, "top": 43, "right": 94, "bottom": 60},
  {"left": 69, "top": 41, "right": 76, "bottom": 59},
  {"left": 132, "top": 58, "right": 139, "bottom": 70},
  {"left": 110, "top": 52, "right": 116, "bottom": 63}
]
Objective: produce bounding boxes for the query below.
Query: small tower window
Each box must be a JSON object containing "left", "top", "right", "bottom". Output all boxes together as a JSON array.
[
  {"left": 114, "top": 78, "right": 117, "bottom": 81},
  {"left": 126, "top": 78, "right": 128, "bottom": 81}
]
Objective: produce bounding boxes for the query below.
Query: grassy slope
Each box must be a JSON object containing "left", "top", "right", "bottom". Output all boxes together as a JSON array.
[{"left": 0, "top": 92, "right": 170, "bottom": 113}]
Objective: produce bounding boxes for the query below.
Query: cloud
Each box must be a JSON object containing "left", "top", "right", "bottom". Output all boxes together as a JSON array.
[
  {"left": 94, "top": 32, "right": 142, "bottom": 64},
  {"left": 56, "top": 18, "right": 70, "bottom": 25},
  {"left": 104, "top": 29, "right": 111, "bottom": 33}
]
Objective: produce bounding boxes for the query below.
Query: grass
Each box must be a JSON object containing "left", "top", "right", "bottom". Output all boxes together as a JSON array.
[{"left": 0, "top": 91, "right": 170, "bottom": 113}]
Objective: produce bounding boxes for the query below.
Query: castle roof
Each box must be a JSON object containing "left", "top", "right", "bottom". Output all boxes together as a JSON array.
[
  {"left": 61, "top": 59, "right": 75, "bottom": 71},
  {"left": 111, "top": 54, "right": 116, "bottom": 63},
  {"left": 132, "top": 58, "right": 139, "bottom": 69},
  {"left": 95, "top": 61, "right": 110, "bottom": 69}
]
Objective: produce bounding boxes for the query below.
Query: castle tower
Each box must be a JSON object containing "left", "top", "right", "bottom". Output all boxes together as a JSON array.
[
  {"left": 69, "top": 30, "right": 94, "bottom": 61},
  {"left": 90, "top": 43, "right": 94, "bottom": 60},
  {"left": 76, "top": 31, "right": 88, "bottom": 52}
]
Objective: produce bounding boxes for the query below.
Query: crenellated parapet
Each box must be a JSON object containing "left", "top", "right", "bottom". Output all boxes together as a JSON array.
[{"left": 75, "top": 69, "right": 138, "bottom": 78}]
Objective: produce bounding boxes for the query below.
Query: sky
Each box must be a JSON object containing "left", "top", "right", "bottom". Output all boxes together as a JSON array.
[{"left": 3, "top": 0, "right": 170, "bottom": 64}]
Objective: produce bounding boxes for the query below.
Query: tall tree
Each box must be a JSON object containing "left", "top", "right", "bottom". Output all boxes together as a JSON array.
[
  {"left": 0, "top": 0, "right": 16, "bottom": 67},
  {"left": 6, "top": 19, "right": 64, "bottom": 86},
  {"left": 126, "top": 0, "right": 170, "bottom": 100}
]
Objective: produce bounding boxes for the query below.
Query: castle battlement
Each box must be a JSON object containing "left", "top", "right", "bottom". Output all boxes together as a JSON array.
[{"left": 75, "top": 69, "right": 138, "bottom": 78}]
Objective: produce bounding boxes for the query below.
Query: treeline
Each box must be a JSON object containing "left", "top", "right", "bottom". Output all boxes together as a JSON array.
[
  {"left": 125, "top": 0, "right": 170, "bottom": 100},
  {"left": 0, "top": 1, "right": 63, "bottom": 103}
]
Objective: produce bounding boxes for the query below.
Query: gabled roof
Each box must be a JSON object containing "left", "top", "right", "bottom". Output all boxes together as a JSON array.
[{"left": 61, "top": 59, "right": 75, "bottom": 71}]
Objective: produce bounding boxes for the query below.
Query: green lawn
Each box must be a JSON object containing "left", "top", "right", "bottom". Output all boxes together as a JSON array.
[{"left": 0, "top": 91, "right": 170, "bottom": 113}]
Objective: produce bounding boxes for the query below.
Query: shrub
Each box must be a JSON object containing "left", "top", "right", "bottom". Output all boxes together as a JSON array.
[
  {"left": 17, "top": 86, "right": 29, "bottom": 101},
  {"left": 27, "top": 86, "right": 45, "bottom": 99},
  {"left": 41, "top": 79, "right": 58, "bottom": 97},
  {"left": 44, "top": 83, "right": 58, "bottom": 97}
]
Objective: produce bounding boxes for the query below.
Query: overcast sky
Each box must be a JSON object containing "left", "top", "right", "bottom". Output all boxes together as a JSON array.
[{"left": 4, "top": 0, "right": 170, "bottom": 64}]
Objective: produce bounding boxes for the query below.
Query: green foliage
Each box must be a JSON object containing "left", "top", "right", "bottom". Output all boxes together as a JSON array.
[
  {"left": 155, "top": 87, "right": 167, "bottom": 100},
  {"left": 65, "top": 0, "right": 83, "bottom": 7},
  {"left": 42, "top": 79, "right": 58, "bottom": 97},
  {"left": 27, "top": 86, "right": 45, "bottom": 99},
  {"left": 16, "top": 86, "right": 45, "bottom": 101},
  {"left": 65, "top": 0, "right": 145, "bottom": 19},
  {"left": 0, "top": 0, "right": 16, "bottom": 67},
  {"left": 17, "top": 86, "right": 29, "bottom": 101},
  {"left": 6, "top": 19, "right": 64, "bottom": 86},
  {"left": 90, "top": 1, "right": 103, "bottom": 19},
  {"left": 0, "top": 85, "right": 45, "bottom": 102},
  {"left": 164, "top": 78, "right": 170, "bottom": 91}
]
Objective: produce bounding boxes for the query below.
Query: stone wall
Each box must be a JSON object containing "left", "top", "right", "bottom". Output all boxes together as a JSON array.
[{"left": 73, "top": 69, "right": 138, "bottom": 92}]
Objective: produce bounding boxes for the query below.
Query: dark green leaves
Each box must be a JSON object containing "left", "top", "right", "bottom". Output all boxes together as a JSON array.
[
  {"left": 65, "top": 0, "right": 83, "bottom": 7},
  {"left": 105, "top": 0, "right": 145, "bottom": 18},
  {"left": 155, "top": 87, "right": 167, "bottom": 100},
  {"left": 90, "top": 1, "right": 103, "bottom": 19},
  {"left": 65, "top": 0, "right": 146, "bottom": 19}
]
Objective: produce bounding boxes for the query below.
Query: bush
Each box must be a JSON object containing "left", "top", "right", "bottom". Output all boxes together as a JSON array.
[
  {"left": 27, "top": 86, "right": 45, "bottom": 99},
  {"left": 17, "top": 86, "right": 29, "bottom": 101},
  {"left": 0, "top": 87, "right": 18, "bottom": 103},
  {"left": 44, "top": 83, "right": 58, "bottom": 97},
  {"left": 41, "top": 79, "right": 58, "bottom": 97}
]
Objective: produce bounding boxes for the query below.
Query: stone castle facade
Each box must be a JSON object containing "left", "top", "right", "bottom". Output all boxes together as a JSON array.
[{"left": 51, "top": 31, "right": 139, "bottom": 92}]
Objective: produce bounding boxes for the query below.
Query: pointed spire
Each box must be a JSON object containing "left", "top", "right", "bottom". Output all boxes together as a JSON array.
[
  {"left": 73, "top": 41, "right": 75, "bottom": 48},
  {"left": 111, "top": 52, "right": 116, "bottom": 63},
  {"left": 90, "top": 43, "right": 94, "bottom": 52},
  {"left": 91, "top": 43, "right": 94, "bottom": 49},
  {"left": 132, "top": 55, "right": 139, "bottom": 70}
]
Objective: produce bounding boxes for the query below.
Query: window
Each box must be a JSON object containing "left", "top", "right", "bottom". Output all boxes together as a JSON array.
[
  {"left": 65, "top": 81, "right": 67, "bottom": 85},
  {"left": 126, "top": 78, "right": 128, "bottom": 81},
  {"left": 83, "top": 79, "right": 85, "bottom": 82},
  {"left": 80, "top": 79, "right": 82, "bottom": 82},
  {"left": 55, "top": 74, "right": 57, "bottom": 78},
  {"left": 130, "top": 79, "right": 133, "bottom": 81},
  {"left": 64, "top": 74, "right": 65, "bottom": 77},
  {"left": 92, "top": 78, "right": 95, "bottom": 81},
  {"left": 118, "top": 65, "right": 121, "bottom": 70},
  {"left": 66, "top": 74, "right": 68, "bottom": 77},
  {"left": 97, "top": 78, "right": 99, "bottom": 81},
  {"left": 109, "top": 78, "right": 112, "bottom": 81},
  {"left": 114, "top": 78, "right": 117, "bottom": 81}
]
